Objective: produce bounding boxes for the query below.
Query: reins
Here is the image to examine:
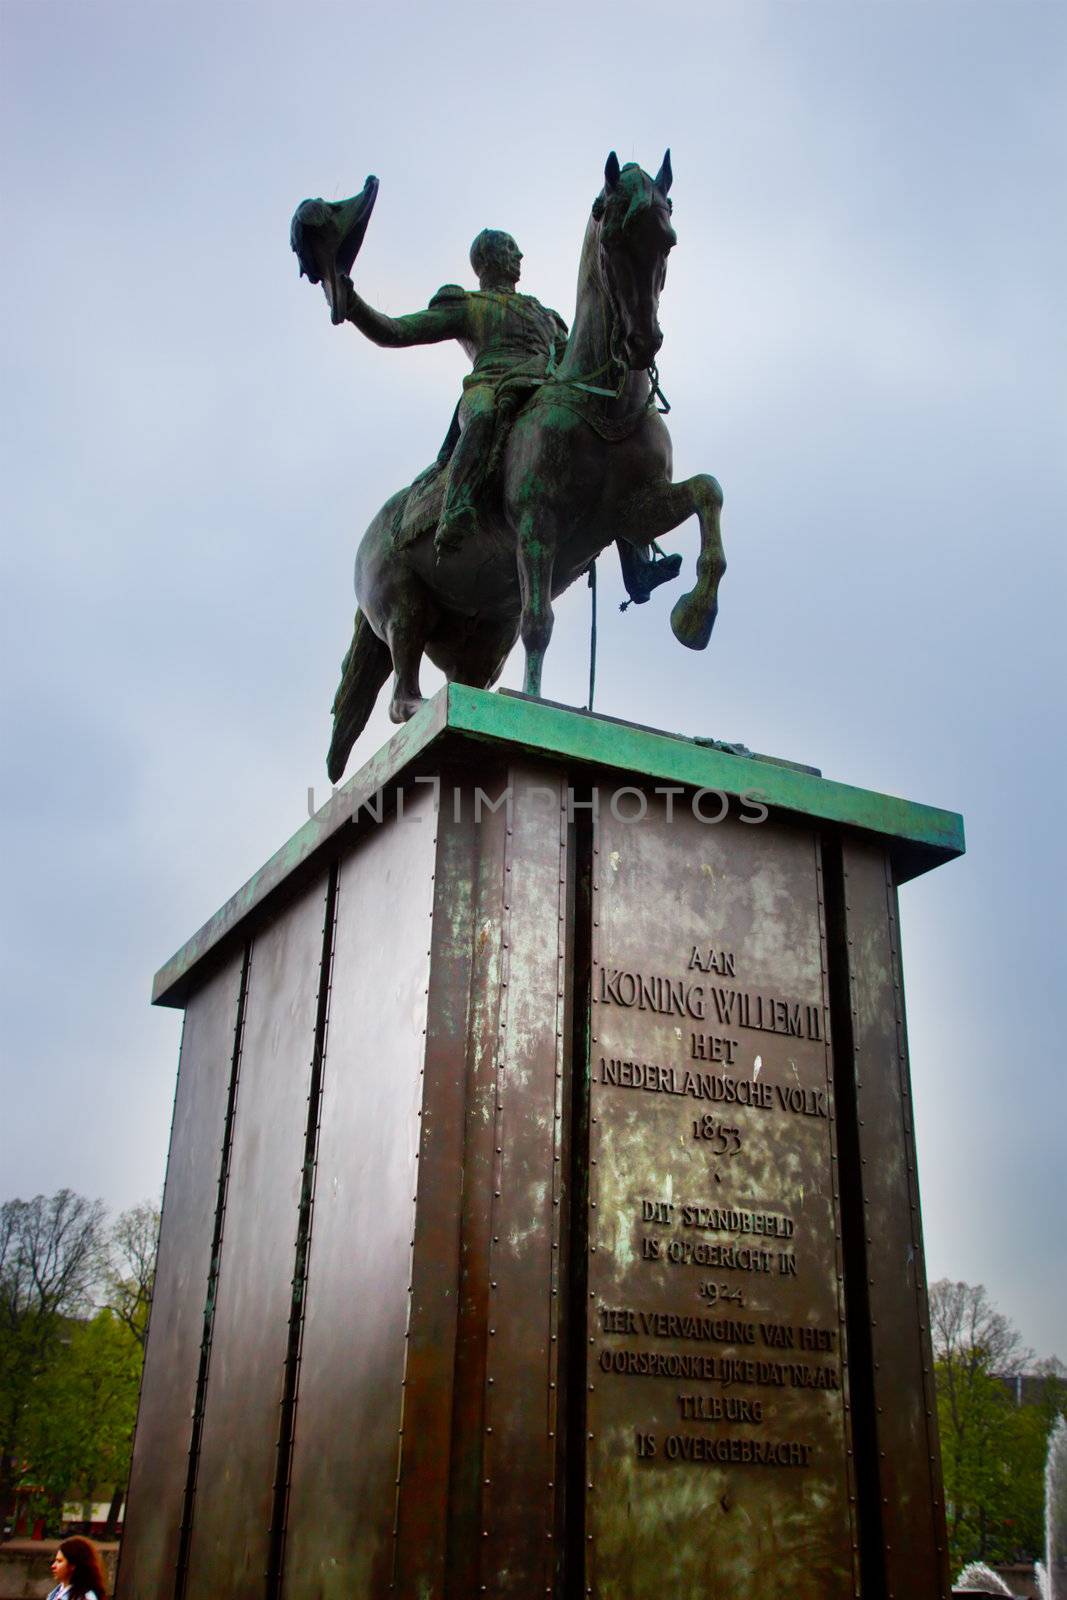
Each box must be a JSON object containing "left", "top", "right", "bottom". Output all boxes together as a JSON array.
[
  {"left": 647, "top": 359, "right": 670, "bottom": 414},
  {"left": 539, "top": 290, "right": 671, "bottom": 414},
  {"left": 541, "top": 339, "right": 625, "bottom": 400}
]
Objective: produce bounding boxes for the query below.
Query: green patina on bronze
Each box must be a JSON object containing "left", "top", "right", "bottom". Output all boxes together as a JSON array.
[
  {"left": 291, "top": 153, "right": 724, "bottom": 782},
  {"left": 447, "top": 686, "right": 965, "bottom": 870},
  {"left": 152, "top": 685, "right": 964, "bottom": 1007}
]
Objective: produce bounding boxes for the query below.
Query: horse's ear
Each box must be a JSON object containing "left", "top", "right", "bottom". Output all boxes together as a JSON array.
[
  {"left": 604, "top": 151, "right": 621, "bottom": 191},
  {"left": 654, "top": 148, "right": 673, "bottom": 197}
]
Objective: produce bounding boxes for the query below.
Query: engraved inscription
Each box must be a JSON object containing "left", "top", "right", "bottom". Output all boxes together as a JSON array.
[
  {"left": 597, "top": 1306, "right": 837, "bottom": 1351},
  {"left": 697, "top": 1282, "right": 747, "bottom": 1306},
  {"left": 637, "top": 1200, "right": 799, "bottom": 1295},
  {"left": 678, "top": 1394, "right": 764, "bottom": 1422},
  {"left": 597, "top": 1346, "right": 842, "bottom": 1389},
  {"left": 659, "top": 1436, "right": 813, "bottom": 1467},
  {"left": 680, "top": 1203, "right": 795, "bottom": 1238},
  {"left": 598, "top": 1057, "right": 827, "bottom": 1118},
  {"left": 640, "top": 1198, "right": 795, "bottom": 1237},
  {"left": 641, "top": 1235, "right": 788, "bottom": 1276},
  {"left": 687, "top": 947, "right": 737, "bottom": 975},
  {"left": 691, "top": 1115, "right": 742, "bottom": 1150},
  {"left": 586, "top": 806, "right": 854, "bottom": 1599},
  {"left": 590, "top": 950, "right": 841, "bottom": 1471},
  {"left": 598, "top": 964, "right": 824, "bottom": 1042}
]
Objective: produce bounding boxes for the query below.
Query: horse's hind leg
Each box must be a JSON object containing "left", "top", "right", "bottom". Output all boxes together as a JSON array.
[
  {"left": 615, "top": 473, "right": 725, "bottom": 650},
  {"left": 382, "top": 585, "right": 440, "bottom": 723},
  {"left": 426, "top": 615, "right": 520, "bottom": 691},
  {"left": 355, "top": 493, "right": 444, "bottom": 725}
]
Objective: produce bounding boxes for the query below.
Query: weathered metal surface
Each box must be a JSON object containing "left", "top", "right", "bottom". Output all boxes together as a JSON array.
[
  {"left": 280, "top": 785, "right": 437, "bottom": 1600},
  {"left": 586, "top": 795, "right": 857, "bottom": 1599},
  {"left": 476, "top": 765, "right": 570, "bottom": 1596},
  {"left": 449, "top": 687, "right": 965, "bottom": 875},
  {"left": 182, "top": 876, "right": 330, "bottom": 1597},
  {"left": 390, "top": 764, "right": 572, "bottom": 1598},
  {"left": 437, "top": 771, "right": 511, "bottom": 1597},
  {"left": 153, "top": 688, "right": 964, "bottom": 1009},
  {"left": 135, "top": 728, "right": 958, "bottom": 1600},
  {"left": 391, "top": 771, "right": 485, "bottom": 1599},
  {"left": 117, "top": 951, "right": 245, "bottom": 1600},
  {"left": 836, "top": 838, "right": 949, "bottom": 1600},
  {"left": 385, "top": 763, "right": 574, "bottom": 1597}
]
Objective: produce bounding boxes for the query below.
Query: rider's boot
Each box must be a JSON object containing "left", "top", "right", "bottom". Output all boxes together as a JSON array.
[
  {"left": 617, "top": 541, "right": 683, "bottom": 604},
  {"left": 434, "top": 402, "right": 492, "bottom": 558}
]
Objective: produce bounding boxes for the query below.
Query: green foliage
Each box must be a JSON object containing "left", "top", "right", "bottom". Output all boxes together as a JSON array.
[
  {"left": 0, "top": 1190, "right": 106, "bottom": 1521},
  {"left": 0, "top": 1190, "right": 157, "bottom": 1533},
  {"left": 936, "top": 1362, "right": 1032, "bottom": 1565},
  {"left": 931, "top": 1279, "right": 1066, "bottom": 1573},
  {"left": 19, "top": 1311, "right": 143, "bottom": 1525}
]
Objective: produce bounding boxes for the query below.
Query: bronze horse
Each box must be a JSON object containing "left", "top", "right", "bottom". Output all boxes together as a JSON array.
[{"left": 327, "top": 151, "right": 725, "bottom": 782}]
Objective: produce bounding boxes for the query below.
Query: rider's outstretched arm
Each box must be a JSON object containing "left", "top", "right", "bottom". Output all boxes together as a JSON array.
[{"left": 339, "top": 275, "right": 465, "bottom": 348}]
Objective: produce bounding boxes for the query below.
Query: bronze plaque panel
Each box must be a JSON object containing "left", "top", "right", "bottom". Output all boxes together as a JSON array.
[
  {"left": 281, "top": 786, "right": 437, "bottom": 1600},
  {"left": 840, "top": 838, "right": 948, "bottom": 1600},
  {"left": 183, "top": 876, "right": 330, "bottom": 1597},
  {"left": 118, "top": 952, "right": 244, "bottom": 1600},
  {"left": 586, "top": 797, "right": 857, "bottom": 1599}
]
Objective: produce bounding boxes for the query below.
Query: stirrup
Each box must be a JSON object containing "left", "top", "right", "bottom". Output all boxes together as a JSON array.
[{"left": 621, "top": 551, "right": 683, "bottom": 608}]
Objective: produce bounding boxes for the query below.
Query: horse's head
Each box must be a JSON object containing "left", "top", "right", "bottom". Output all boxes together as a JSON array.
[{"left": 593, "top": 150, "right": 676, "bottom": 371}]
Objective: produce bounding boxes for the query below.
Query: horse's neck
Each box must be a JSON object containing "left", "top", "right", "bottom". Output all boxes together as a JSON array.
[
  {"left": 555, "top": 217, "right": 648, "bottom": 412},
  {"left": 555, "top": 219, "right": 608, "bottom": 379}
]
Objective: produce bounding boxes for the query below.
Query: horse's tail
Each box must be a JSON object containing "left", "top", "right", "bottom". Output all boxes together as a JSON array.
[{"left": 327, "top": 608, "right": 392, "bottom": 782}]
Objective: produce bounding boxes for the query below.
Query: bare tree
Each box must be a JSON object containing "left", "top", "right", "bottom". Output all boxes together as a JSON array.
[
  {"left": 0, "top": 1190, "right": 106, "bottom": 1520},
  {"left": 102, "top": 1200, "right": 160, "bottom": 1349},
  {"left": 0, "top": 1190, "right": 104, "bottom": 1328},
  {"left": 96, "top": 1200, "right": 160, "bottom": 1534},
  {"left": 930, "top": 1278, "right": 1031, "bottom": 1381}
]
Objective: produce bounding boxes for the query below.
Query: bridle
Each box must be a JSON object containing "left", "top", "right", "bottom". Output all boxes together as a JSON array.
[{"left": 542, "top": 196, "right": 672, "bottom": 414}]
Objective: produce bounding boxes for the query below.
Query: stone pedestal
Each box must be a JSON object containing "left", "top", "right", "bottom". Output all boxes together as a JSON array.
[{"left": 119, "top": 686, "right": 963, "bottom": 1600}]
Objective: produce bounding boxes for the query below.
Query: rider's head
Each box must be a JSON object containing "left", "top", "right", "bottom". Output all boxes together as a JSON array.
[{"left": 470, "top": 229, "right": 522, "bottom": 290}]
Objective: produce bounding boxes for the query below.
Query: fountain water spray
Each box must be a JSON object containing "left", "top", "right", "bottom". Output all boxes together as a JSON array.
[
  {"left": 1036, "top": 1415, "right": 1067, "bottom": 1600},
  {"left": 955, "top": 1562, "right": 1013, "bottom": 1595}
]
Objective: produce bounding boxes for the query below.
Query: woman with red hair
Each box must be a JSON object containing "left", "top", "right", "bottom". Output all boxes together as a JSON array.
[{"left": 47, "top": 1536, "right": 108, "bottom": 1600}]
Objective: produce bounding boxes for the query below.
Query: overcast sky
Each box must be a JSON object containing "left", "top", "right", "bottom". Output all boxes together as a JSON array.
[{"left": 2, "top": 1, "right": 1064, "bottom": 1358}]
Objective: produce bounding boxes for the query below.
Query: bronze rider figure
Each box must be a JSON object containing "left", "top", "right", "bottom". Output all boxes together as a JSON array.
[{"left": 335, "top": 228, "right": 681, "bottom": 604}]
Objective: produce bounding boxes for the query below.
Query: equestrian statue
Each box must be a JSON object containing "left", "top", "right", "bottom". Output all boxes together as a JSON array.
[{"left": 290, "top": 151, "right": 726, "bottom": 782}]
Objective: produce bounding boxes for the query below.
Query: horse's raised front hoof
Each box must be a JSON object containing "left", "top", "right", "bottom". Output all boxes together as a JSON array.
[
  {"left": 389, "top": 692, "right": 425, "bottom": 724},
  {"left": 670, "top": 590, "right": 718, "bottom": 651}
]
